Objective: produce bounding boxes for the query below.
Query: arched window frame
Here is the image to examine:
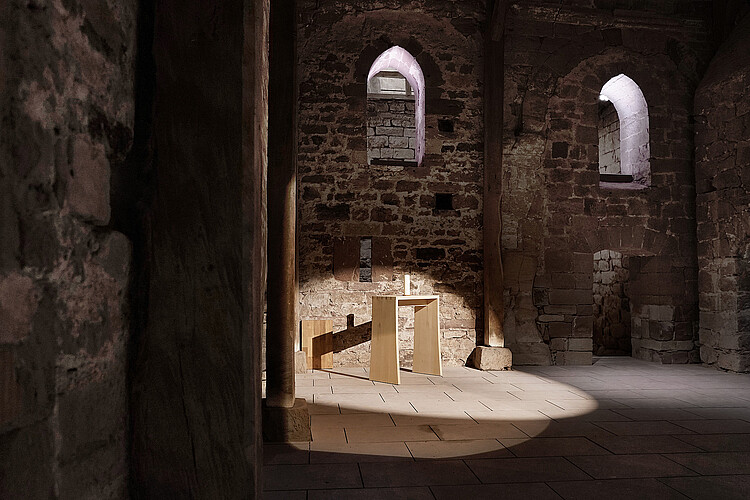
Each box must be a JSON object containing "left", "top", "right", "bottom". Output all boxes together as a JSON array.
[
  {"left": 598, "top": 74, "right": 651, "bottom": 187},
  {"left": 367, "top": 46, "right": 426, "bottom": 165}
]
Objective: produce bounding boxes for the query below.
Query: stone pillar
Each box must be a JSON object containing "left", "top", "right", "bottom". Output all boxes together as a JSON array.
[
  {"left": 472, "top": 0, "right": 512, "bottom": 371},
  {"left": 264, "top": 0, "right": 311, "bottom": 441}
]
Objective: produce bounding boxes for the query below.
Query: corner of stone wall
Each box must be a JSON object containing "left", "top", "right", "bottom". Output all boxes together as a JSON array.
[{"left": 0, "top": 0, "right": 138, "bottom": 496}]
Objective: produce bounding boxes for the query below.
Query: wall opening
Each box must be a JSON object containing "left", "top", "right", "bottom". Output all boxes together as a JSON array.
[
  {"left": 597, "top": 74, "right": 650, "bottom": 188},
  {"left": 435, "top": 193, "right": 453, "bottom": 211},
  {"left": 359, "top": 237, "right": 372, "bottom": 282},
  {"left": 367, "top": 46, "right": 425, "bottom": 166},
  {"left": 593, "top": 250, "right": 632, "bottom": 356}
]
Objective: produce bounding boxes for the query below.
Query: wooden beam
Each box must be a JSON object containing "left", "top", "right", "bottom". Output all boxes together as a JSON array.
[
  {"left": 483, "top": 1, "right": 507, "bottom": 347},
  {"left": 490, "top": 0, "right": 512, "bottom": 42}
]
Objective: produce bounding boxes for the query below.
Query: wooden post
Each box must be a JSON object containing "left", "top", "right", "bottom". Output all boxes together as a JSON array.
[
  {"left": 484, "top": 0, "right": 509, "bottom": 348},
  {"left": 266, "top": 0, "right": 298, "bottom": 409}
]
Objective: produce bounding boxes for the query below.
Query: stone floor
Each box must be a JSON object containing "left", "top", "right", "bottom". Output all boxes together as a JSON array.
[{"left": 263, "top": 357, "right": 750, "bottom": 499}]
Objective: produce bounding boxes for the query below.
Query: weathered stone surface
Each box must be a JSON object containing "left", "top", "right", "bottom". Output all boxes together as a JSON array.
[
  {"left": 61, "top": 134, "right": 111, "bottom": 225},
  {"left": 1, "top": 0, "right": 137, "bottom": 496},
  {"left": 467, "top": 346, "right": 512, "bottom": 371},
  {"left": 0, "top": 348, "right": 23, "bottom": 426},
  {"left": 0, "top": 273, "right": 40, "bottom": 343},
  {"left": 694, "top": 14, "right": 750, "bottom": 373},
  {"left": 503, "top": 3, "right": 708, "bottom": 366},
  {"left": 262, "top": 398, "right": 312, "bottom": 442}
]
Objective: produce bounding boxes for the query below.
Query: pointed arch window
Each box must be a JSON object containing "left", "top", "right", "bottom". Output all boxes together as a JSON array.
[
  {"left": 598, "top": 74, "right": 650, "bottom": 187},
  {"left": 366, "top": 46, "right": 425, "bottom": 166}
]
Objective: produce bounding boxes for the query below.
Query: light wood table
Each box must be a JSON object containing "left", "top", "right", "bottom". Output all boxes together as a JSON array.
[{"left": 369, "top": 295, "right": 442, "bottom": 384}]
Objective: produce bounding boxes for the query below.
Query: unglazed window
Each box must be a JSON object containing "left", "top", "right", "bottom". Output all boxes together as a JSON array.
[
  {"left": 366, "top": 46, "right": 425, "bottom": 166},
  {"left": 597, "top": 74, "right": 650, "bottom": 187}
]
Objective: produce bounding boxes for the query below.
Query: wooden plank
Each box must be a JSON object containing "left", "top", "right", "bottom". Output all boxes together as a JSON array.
[
  {"left": 484, "top": 15, "right": 506, "bottom": 347},
  {"left": 301, "top": 320, "right": 333, "bottom": 369},
  {"left": 397, "top": 297, "right": 438, "bottom": 307},
  {"left": 413, "top": 298, "right": 442, "bottom": 376},
  {"left": 369, "top": 296, "right": 400, "bottom": 384}
]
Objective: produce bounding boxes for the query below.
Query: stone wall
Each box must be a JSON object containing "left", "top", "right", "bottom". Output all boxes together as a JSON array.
[
  {"left": 694, "top": 13, "right": 750, "bottom": 373},
  {"left": 502, "top": 0, "right": 710, "bottom": 365},
  {"left": 0, "top": 0, "right": 137, "bottom": 497},
  {"left": 367, "top": 98, "right": 417, "bottom": 164},
  {"left": 297, "top": 0, "right": 485, "bottom": 367},
  {"left": 593, "top": 250, "right": 631, "bottom": 355},
  {"left": 598, "top": 102, "right": 621, "bottom": 174}
]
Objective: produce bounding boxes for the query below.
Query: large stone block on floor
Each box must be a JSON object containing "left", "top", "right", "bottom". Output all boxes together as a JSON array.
[
  {"left": 262, "top": 398, "right": 311, "bottom": 442},
  {"left": 467, "top": 346, "right": 513, "bottom": 371}
]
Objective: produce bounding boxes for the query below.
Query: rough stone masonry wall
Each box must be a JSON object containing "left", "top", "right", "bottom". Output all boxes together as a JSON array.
[
  {"left": 501, "top": 0, "right": 712, "bottom": 365},
  {"left": 297, "top": 0, "right": 485, "bottom": 367},
  {"left": 694, "top": 13, "right": 750, "bottom": 373},
  {"left": 367, "top": 98, "right": 417, "bottom": 164},
  {"left": 0, "top": 1, "right": 136, "bottom": 497},
  {"left": 593, "top": 250, "right": 631, "bottom": 355},
  {"left": 598, "top": 102, "right": 621, "bottom": 174}
]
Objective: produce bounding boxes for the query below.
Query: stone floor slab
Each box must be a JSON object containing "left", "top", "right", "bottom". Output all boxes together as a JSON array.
[
  {"left": 658, "top": 475, "right": 750, "bottom": 500},
  {"left": 263, "top": 442, "right": 309, "bottom": 465},
  {"left": 593, "top": 420, "right": 694, "bottom": 436},
  {"left": 430, "top": 422, "right": 526, "bottom": 440},
  {"left": 465, "top": 456, "right": 591, "bottom": 483},
  {"left": 263, "top": 463, "right": 363, "bottom": 490},
  {"left": 590, "top": 435, "right": 702, "bottom": 454},
  {"left": 360, "top": 460, "right": 479, "bottom": 487},
  {"left": 567, "top": 454, "right": 697, "bottom": 479},
  {"left": 308, "top": 487, "right": 435, "bottom": 500},
  {"left": 673, "top": 433, "right": 750, "bottom": 452},
  {"left": 500, "top": 436, "right": 611, "bottom": 457},
  {"left": 310, "top": 442, "right": 412, "bottom": 463},
  {"left": 549, "top": 478, "right": 689, "bottom": 500},
  {"left": 431, "top": 482, "right": 563, "bottom": 500},
  {"left": 345, "top": 424, "right": 439, "bottom": 443},
  {"left": 670, "top": 419, "right": 750, "bottom": 434},
  {"left": 663, "top": 452, "right": 750, "bottom": 475},
  {"left": 406, "top": 439, "right": 512, "bottom": 460}
]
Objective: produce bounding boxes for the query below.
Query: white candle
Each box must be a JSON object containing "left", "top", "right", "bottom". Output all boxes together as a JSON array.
[{"left": 404, "top": 274, "right": 411, "bottom": 296}]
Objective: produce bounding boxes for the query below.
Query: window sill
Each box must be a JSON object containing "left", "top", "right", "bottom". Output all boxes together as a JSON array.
[{"left": 370, "top": 159, "right": 419, "bottom": 167}]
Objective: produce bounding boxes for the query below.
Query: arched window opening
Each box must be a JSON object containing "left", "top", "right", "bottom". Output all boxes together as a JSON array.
[
  {"left": 597, "top": 74, "right": 650, "bottom": 187},
  {"left": 367, "top": 46, "right": 425, "bottom": 166}
]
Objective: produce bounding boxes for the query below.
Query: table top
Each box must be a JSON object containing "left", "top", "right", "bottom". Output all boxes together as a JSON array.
[{"left": 373, "top": 295, "right": 439, "bottom": 301}]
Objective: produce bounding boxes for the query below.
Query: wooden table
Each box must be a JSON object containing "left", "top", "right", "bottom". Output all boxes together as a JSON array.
[{"left": 369, "top": 295, "right": 442, "bottom": 384}]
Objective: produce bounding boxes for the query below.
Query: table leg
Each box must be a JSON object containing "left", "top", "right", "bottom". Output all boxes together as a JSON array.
[
  {"left": 413, "top": 298, "right": 442, "bottom": 376},
  {"left": 370, "top": 296, "right": 400, "bottom": 384}
]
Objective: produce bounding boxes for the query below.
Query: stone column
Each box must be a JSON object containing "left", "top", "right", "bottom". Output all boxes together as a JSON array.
[
  {"left": 472, "top": 0, "right": 513, "bottom": 371},
  {"left": 263, "top": 0, "right": 311, "bottom": 441}
]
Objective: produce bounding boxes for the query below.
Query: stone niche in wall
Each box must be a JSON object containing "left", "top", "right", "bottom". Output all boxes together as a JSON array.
[
  {"left": 593, "top": 250, "right": 631, "bottom": 356},
  {"left": 367, "top": 71, "right": 417, "bottom": 166}
]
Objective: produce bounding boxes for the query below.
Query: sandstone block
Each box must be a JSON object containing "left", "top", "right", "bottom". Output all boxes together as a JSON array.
[
  {"left": 557, "top": 351, "right": 592, "bottom": 366},
  {"left": 569, "top": 338, "right": 593, "bottom": 351},
  {"left": 0, "top": 272, "right": 40, "bottom": 343},
  {"left": 467, "top": 346, "right": 512, "bottom": 371},
  {"left": 506, "top": 343, "right": 551, "bottom": 365},
  {"left": 61, "top": 135, "right": 111, "bottom": 225}
]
